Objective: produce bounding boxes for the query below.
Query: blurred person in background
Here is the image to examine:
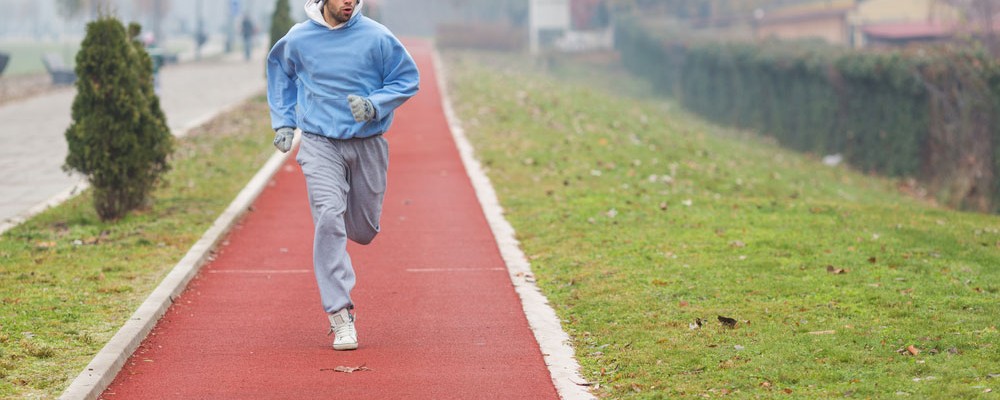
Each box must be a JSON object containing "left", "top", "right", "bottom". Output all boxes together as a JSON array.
[{"left": 240, "top": 13, "right": 257, "bottom": 61}]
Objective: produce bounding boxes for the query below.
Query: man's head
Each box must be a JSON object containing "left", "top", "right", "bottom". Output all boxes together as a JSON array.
[{"left": 323, "top": 0, "right": 358, "bottom": 25}]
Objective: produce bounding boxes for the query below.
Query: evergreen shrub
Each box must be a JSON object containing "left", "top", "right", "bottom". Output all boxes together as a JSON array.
[
  {"left": 63, "top": 16, "right": 173, "bottom": 221},
  {"left": 270, "top": 0, "right": 295, "bottom": 51}
]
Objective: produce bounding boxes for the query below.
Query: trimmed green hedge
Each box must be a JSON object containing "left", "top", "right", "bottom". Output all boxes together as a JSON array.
[{"left": 616, "top": 22, "right": 999, "bottom": 212}]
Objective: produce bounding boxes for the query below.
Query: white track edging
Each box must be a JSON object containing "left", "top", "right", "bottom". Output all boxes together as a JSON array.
[
  {"left": 59, "top": 142, "right": 295, "bottom": 400},
  {"left": 431, "top": 50, "right": 595, "bottom": 400}
]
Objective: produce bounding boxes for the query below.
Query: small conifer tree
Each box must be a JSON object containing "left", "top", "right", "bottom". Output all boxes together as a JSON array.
[
  {"left": 270, "top": 0, "right": 295, "bottom": 51},
  {"left": 64, "top": 16, "right": 173, "bottom": 221}
]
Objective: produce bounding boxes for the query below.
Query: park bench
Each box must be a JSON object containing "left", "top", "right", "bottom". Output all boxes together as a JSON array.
[{"left": 42, "top": 53, "right": 76, "bottom": 85}]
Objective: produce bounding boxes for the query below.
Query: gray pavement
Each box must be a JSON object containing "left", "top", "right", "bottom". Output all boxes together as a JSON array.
[{"left": 0, "top": 49, "right": 267, "bottom": 233}]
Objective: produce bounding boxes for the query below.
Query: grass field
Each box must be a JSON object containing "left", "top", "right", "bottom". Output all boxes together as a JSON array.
[
  {"left": 0, "top": 38, "right": 195, "bottom": 77},
  {"left": 0, "top": 97, "right": 272, "bottom": 398},
  {"left": 0, "top": 41, "right": 79, "bottom": 76},
  {"left": 442, "top": 50, "right": 999, "bottom": 399}
]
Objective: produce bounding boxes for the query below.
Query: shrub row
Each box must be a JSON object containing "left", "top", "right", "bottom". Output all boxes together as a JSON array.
[{"left": 616, "top": 22, "right": 1000, "bottom": 212}]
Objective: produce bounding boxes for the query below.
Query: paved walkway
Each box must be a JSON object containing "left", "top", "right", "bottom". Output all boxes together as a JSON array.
[
  {"left": 96, "top": 40, "right": 567, "bottom": 399},
  {"left": 0, "top": 49, "right": 267, "bottom": 232}
]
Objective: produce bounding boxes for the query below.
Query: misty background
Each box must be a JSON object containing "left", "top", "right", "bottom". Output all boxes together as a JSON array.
[
  {"left": 0, "top": 0, "right": 488, "bottom": 77},
  {"left": 3, "top": 0, "right": 998, "bottom": 213},
  {"left": 0, "top": 0, "right": 476, "bottom": 44}
]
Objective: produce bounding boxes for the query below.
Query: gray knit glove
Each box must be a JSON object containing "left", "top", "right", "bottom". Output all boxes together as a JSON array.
[
  {"left": 348, "top": 95, "right": 375, "bottom": 122},
  {"left": 273, "top": 127, "right": 294, "bottom": 153}
]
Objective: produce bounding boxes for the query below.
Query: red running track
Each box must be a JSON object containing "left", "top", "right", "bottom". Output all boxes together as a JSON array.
[{"left": 101, "top": 40, "right": 560, "bottom": 400}]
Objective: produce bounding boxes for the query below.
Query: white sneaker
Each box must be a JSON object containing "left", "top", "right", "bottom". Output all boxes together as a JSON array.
[{"left": 327, "top": 308, "right": 358, "bottom": 351}]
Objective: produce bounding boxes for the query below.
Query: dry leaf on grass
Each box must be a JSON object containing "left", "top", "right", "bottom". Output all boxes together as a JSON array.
[
  {"left": 897, "top": 345, "right": 921, "bottom": 356},
  {"left": 718, "top": 315, "right": 737, "bottom": 328},
  {"left": 826, "top": 265, "right": 847, "bottom": 274}
]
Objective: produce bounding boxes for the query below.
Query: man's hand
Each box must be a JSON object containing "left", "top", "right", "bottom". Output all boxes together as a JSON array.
[
  {"left": 348, "top": 95, "right": 375, "bottom": 122},
  {"left": 273, "top": 127, "right": 295, "bottom": 153}
]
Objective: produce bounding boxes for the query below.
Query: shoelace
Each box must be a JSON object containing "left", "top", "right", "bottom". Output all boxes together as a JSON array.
[{"left": 329, "top": 323, "right": 355, "bottom": 339}]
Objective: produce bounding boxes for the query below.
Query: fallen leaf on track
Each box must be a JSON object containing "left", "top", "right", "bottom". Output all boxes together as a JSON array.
[
  {"left": 826, "top": 265, "right": 847, "bottom": 274},
  {"left": 322, "top": 365, "right": 371, "bottom": 373}
]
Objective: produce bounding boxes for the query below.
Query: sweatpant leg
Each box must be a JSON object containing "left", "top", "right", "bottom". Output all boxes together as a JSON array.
[
  {"left": 343, "top": 135, "right": 389, "bottom": 245},
  {"left": 296, "top": 133, "right": 355, "bottom": 313}
]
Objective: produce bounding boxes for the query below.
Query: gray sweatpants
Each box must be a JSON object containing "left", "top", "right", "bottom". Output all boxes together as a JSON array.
[{"left": 296, "top": 132, "right": 389, "bottom": 314}]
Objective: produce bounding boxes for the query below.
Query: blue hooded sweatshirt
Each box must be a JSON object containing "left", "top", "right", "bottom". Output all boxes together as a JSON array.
[{"left": 267, "top": 0, "right": 419, "bottom": 139}]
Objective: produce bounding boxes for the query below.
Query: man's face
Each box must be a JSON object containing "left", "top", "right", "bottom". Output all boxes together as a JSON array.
[{"left": 324, "top": 0, "right": 357, "bottom": 24}]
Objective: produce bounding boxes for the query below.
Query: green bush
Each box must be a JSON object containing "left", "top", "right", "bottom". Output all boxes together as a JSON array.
[
  {"left": 270, "top": 0, "right": 295, "bottom": 52},
  {"left": 615, "top": 20, "right": 1000, "bottom": 212},
  {"left": 63, "top": 16, "right": 173, "bottom": 221}
]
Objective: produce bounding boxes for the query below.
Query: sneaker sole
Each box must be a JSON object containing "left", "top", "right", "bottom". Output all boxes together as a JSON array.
[{"left": 333, "top": 343, "right": 358, "bottom": 351}]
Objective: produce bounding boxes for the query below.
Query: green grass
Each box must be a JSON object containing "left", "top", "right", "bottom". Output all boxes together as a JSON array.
[
  {"left": 0, "top": 41, "right": 79, "bottom": 76},
  {"left": 0, "top": 38, "right": 191, "bottom": 77},
  {"left": 0, "top": 96, "right": 273, "bottom": 398},
  {"left": 443, "top": 51, "right": 1000, "bottom": 399}
]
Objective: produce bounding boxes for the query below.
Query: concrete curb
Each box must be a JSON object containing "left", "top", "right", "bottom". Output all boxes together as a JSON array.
[
  {"left": 431, "top": 50, "right": 595, "bottom": 400},
  {"left": 0, "top": 177, "right": 89, "bottom": 236},
  {"left": 59, "top": 141, "right": 296, "bottom": 400}
]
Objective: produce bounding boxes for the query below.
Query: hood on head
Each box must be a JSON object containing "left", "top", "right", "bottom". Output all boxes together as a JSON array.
[{"left": 305, "top": 0, "right": 364, "bottom": 30}]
